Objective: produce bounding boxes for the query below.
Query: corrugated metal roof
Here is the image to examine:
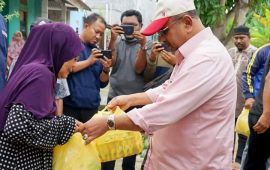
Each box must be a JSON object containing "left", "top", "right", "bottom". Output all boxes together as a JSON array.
[
  {"left": 65, "top": 0, "right": 91, "bottom": 11},
  {"left": 48, "top": 0, "right": 91, "bottom": 11}
]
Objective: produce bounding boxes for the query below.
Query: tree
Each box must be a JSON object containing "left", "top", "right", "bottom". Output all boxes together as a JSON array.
[
  {"left": 247, "top": 7, "right": 270, "bottom": 47},
  {"left": 0, "top": 0, "right": 19, "bottom": 21},
  {"left": 194, "top": 0, "right": 270, "bottom": 46}
]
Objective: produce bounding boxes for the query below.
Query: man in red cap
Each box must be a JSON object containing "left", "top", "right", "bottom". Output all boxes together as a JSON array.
[{"left": 80, "top": 0, "right": 237, "bottom": 169}]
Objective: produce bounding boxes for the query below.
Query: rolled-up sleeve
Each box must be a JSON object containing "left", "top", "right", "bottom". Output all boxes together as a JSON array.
[
  {"left": 145, "top": 81, "right": 167, "bottom": 102},
  {"left": 127, "top": 56, "right": 231, "bottom": 134}
]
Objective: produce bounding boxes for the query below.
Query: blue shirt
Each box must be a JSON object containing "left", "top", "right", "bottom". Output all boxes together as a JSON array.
[
  {"left": 64, "top": 43, "right": 108, "bottom": 109},
  {"left": 0, "top": 14, "right": 7, "bottom": 93},
  {"left": 242, "top": 44, "right": 270, "bottom": 99}
]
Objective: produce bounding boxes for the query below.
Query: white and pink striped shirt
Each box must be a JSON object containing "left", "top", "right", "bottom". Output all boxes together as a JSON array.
[{"left": 127, "top": 28, "right": 237, "bottom": 170}]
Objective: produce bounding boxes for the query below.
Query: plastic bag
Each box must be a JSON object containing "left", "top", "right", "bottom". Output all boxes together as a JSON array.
[
  {"left": 235, "top": 108, "right": 250, "bottom": 137},
  {"left": 93, "top": 107, "right": 143, "bottom": 162},
  {"left": 53, "top": 132, "right": 101, "bottom": 170}
]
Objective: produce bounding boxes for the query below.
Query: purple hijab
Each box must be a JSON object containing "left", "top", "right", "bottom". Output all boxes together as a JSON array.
[{"left": 0, "top": 23, "right": 84, "bottom": 130}]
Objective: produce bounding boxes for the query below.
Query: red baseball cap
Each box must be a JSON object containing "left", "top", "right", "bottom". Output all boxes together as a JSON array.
[
  {"left": 141, "top": 0, "right": 196, "bottom": 36},
  {"left": 141, "top": 17, "right": 170, "bottom": 36}
]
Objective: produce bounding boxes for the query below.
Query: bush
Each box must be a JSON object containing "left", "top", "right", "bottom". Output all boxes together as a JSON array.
[{"left": 247, "top": 7, "right": 270, "bottom": 47}]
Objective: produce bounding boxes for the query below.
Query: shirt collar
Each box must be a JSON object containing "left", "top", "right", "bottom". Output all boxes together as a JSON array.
[
  {"left": 242, "top": 45, "right": 252, "bottom": 52},
  {"left": 177, "top": 27, "right": 213, "bottom": 58},
  {"left": 236, "top": 44, "right": 253, "bottom": 55},
  {"left": 83, "top": 42, "right": 97, "bottom": 49}
]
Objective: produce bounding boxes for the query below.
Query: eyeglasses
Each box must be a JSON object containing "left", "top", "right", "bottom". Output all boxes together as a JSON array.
[{"left": 157, "top": 16, "right": 183, "bottom": 37}]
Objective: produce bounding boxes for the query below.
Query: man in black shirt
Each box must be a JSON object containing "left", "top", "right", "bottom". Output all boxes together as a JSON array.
[{"left": 243, "top": 55, "right": 270, "bottom": 170}]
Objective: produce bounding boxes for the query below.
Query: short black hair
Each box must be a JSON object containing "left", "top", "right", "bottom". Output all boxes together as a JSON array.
[
  {"left": 121, "top": 10, "right": 143, "bottom": 24},
  {"left": 83, "top": 13, "right": 106, "bottom": 26}
]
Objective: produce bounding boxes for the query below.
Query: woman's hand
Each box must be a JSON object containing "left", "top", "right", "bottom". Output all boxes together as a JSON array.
[{"left": 75, "top": 120, "right": 83, "bottom": 132}]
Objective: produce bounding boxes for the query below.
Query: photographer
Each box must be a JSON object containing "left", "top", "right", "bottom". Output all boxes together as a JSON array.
[
  {"left": 141, "top": 41, "right": 176, "bottom": 92},
  {"left": 63, "top": 13, "right": 112, "bottom": 123},
  {"left": 80, "top": 0, "right": 237, "bottom": 169},
  {"left": 103, "top": 9, "right": 151, "bottom": 170}
]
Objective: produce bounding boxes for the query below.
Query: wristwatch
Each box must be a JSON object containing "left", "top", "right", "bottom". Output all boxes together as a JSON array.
[
  {"left": 140, "top": 44, "right": 147, "bottom": 51},
  {"left": 102, "top": 69, "right": 110, "bottom": 74},
  {"left": 107, "top": 115, "right": 115, "bottom": 130}
]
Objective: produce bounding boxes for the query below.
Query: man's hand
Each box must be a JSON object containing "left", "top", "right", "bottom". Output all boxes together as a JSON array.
[
  {"left": 133, "top": 31, "right": 146, "bottom": 47},
  {"left": 110, "top": 25, "right": 123, "bottom": 42},
  {"left": 160, "top": 50, "right": 177, "bottom": 66},
  {"left": 150, "top": 42, "right": 164, "bottom": 62},
  {"left": 253, "top": 113, "right": 270, "bottom": 134},
  {"left": 87, "top": 48, "right": 103, "bottom": 65},
  {"left": 244, "top": 98, "right": 255, "bottom": 109},
  {"left": 80, "top": 116, "right": 109, "bottom": 144},
  {"left": 100, "top": 56, "right": 112, "bottom": 71},
  {"left": 107, "top": 95, "right": 132, "bottom": 111}
]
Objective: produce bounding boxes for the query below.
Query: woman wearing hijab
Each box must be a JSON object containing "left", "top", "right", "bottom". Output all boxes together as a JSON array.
[
  {"left": 7, "top": 31, "right": 25, "bottom": 71},
  {"left": 0, "top": 23, "right": 84, "bottom": 169}
]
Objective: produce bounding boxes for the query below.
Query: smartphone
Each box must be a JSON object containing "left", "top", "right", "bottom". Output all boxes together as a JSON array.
[
  {"left": 156, "top": 43, "right": 164, "bottom": 49},
  {"left": 106, "top": 24, "right": 112, "bottom": 30},
  {"left": 120, "top": 25, "right": 134, "bottom": 35},
  {"left": 156, "top": 43, "right": 165, "bottom": 52},
  {"left": 100, "top": 50, "right": 112, "bottom": 59}
]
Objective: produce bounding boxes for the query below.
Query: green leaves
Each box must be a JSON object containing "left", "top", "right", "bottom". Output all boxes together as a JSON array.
[
  {"left": 247, "top": 7, "right": 270, "bottom": 47},
  {"left": 0, "top": 0, "right": 19, "bottom": 21},
  {"left": 194, "top": 0, "right": 228, "bottom": 28},
  {"left": 0, "top": 0, "right": 5, "bottom": 12},
  {"left": 195, "top": 0, "right": 224, "bottom": 27},
  {"left": 5, "top": 11, "right": 19, "bottom": 21}
]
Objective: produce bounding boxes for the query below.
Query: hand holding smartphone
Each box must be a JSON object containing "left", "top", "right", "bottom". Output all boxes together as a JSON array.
[
  {"left": 99, "top": 50, "right": 112, "bottom": 59},
  {"left": 155, "top": 43, "right": 165, "bottom": 52},
  {"left": 120, "top": 25, "right": 134, "bottom": 35}
]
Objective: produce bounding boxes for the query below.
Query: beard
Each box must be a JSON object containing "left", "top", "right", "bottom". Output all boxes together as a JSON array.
[{"left": 236, "top": 44, "right": 244, "bottom": 52}]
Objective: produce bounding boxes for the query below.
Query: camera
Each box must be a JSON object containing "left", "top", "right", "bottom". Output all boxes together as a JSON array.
[
  {"left": 120, "top": 25, "right": 134, "bottom": 35},
  {"left": 100, "top": 50, "right": 112, "bottom": 59}
]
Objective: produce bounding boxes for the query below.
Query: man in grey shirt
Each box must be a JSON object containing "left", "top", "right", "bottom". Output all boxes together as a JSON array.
[
  {"left": 109, "top": 36, "right": 145, "bottom": 98},
  {"left": 228, "top": 25, "right": 257, "bottom": 170},
  {"left": 104, "top": 9, "right": 150, "bottom": 170}
]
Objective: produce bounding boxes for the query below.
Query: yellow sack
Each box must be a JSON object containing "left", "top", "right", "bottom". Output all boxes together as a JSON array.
[
  {"left": 235, "top": 108, "right": 250, "bottom": 137},
  {"left": 53, "top": 132, "right": 101, "bottom": 170},
  {"left": 93, "top": 107, "right": 143, "bottom": 162}
]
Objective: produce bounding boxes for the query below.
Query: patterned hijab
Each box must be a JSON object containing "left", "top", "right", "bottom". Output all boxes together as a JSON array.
[
  {"left": 0, "top": 23, "right": 84, "bottom": 130},
  {"left": 7, "top": 31, "right": 25, "bottom": 59}
]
